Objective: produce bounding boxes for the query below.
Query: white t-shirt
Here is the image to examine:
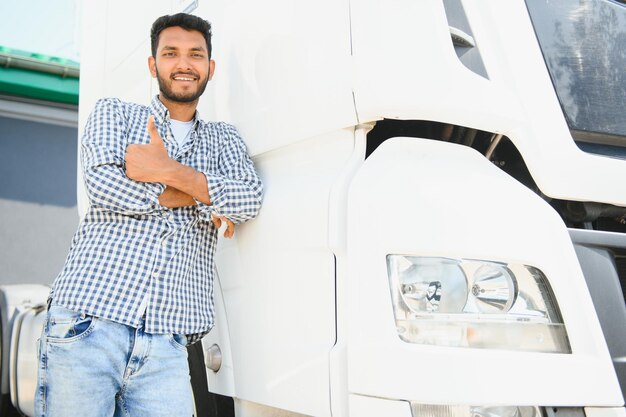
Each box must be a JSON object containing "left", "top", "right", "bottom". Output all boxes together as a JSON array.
[{"left": 169, "top": 119, "right": 194, "bottom": 147}]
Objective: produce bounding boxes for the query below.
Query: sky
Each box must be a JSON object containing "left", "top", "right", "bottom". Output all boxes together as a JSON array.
[{"left": 0, "top": 0, "right": 81, "bottom": 62}]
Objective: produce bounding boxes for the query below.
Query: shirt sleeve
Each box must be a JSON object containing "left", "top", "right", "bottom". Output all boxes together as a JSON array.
[
  {"left": 196, "top": 123, "right": 263, "bottom": 224},
  {"left": 81, "top": 98, "right": 166, "bottom": 216}
]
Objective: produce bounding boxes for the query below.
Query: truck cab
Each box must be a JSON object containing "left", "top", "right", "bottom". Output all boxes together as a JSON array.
[{"left": 1, "top": 0, "right": 625, "bottom": 416}]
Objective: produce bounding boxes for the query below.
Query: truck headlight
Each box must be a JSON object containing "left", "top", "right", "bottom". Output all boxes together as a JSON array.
[
  {"left": 411, "top": 404, "right": 544, "bottom": 417},
  {"left": 386, "top": 256, "right": 570, "bottom": 353}
]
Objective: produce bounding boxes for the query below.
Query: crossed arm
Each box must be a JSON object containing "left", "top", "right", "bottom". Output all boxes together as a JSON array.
[
  {"left": 124, "top": 116, "right": 235, "bottom": 237},
  {"left": 81, "top": 99, "right": 262, "bottom": 238}
]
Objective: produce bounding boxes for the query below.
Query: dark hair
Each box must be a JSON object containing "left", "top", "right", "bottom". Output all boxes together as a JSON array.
[{"left": 150, "top": 13, "right": 212, "bottom": 58}]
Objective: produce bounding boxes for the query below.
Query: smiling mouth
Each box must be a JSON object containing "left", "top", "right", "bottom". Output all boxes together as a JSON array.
[{"left": 172, "top": 73, "right": 198, "bottom": 81}]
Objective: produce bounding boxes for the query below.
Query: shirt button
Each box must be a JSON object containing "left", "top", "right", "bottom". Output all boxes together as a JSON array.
[
  {"left": 152, "top": 271, "right": 159, "bottom": 278},
  {"left": 161, "top": 240, "right": 167, "bottom": 247}
]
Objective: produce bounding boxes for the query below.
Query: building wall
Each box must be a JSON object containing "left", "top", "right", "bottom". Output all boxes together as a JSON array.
[{"left": 0, "top": 115, "right": 78, "bottom": 286}]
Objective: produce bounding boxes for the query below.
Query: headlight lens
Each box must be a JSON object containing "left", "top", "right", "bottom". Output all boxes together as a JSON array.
[
  {"left": 411, "top": 404, "right": 544, "bottom": 417},
  {"left": 398, "top": 258, "right": 468, "bottom": 313},
  {"left": 471, "top": 264, "right": 517, "bottom": 313},
  {"left": 387, "top": 256, "right": 570, "bottom": 353}
]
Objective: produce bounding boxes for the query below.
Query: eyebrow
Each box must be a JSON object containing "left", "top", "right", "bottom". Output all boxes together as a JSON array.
[{"left": 161, "top": 45, "right": 207, "bottom": 52}]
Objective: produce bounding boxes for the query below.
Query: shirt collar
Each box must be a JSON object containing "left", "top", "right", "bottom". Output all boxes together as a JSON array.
[{"left": 149, "top": 95, "right": 202, "bottom": 129}]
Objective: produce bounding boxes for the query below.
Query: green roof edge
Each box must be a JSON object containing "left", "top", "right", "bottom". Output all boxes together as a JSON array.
[{"left": 0, "top": 46, "right": 79, "bottom": 105}]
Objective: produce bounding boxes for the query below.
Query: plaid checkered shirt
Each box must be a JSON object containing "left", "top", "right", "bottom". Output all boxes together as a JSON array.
[{"left": 50, "top": 96, "right": 263, "bottom": 344}]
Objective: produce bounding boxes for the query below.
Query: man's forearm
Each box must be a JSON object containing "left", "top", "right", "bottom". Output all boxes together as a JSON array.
[
  {"left": 159, "top": 186, "right": 196, "bottom": 208},
  {"left": 160, "top": 160, "right": 212, "bottom": 205}
]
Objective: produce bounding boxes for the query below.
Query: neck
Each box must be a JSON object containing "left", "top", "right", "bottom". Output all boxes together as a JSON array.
[{"left": 158, "top": 94, "right": 197, "bottom": 122}]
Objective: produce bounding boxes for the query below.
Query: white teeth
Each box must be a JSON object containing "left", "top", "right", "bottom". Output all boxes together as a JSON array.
[{"left": 174, "top": 76, "right": 195, "bottom": 81}]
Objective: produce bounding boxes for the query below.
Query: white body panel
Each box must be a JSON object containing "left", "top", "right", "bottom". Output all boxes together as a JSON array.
[
  {"left": 214, "top": 131, "right": 353, "bottom": 415},
  {"left": 349, "top": 395, "right": 412, "bottom": 417},
  {"left": 192, "top": 0, "right": 357, "bottom": 156},
  {"left": 346, "top": 138, "right": 622, "bottom": 405},
  {"left": 202, "top": 274, "right": 236, "bottom": 396}
]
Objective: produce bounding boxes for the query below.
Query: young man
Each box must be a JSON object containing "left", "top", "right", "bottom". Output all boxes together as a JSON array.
[{"left": 35, "top": 13, "right": 263, "bottom": 417}]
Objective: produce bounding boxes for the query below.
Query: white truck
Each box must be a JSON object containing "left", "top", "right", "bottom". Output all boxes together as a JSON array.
[{"left": 2, "top": 0, "right": 625, "bottom": 416}]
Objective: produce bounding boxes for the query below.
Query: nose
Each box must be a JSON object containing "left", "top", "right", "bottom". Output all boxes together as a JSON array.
[{"left": 175, "top": 55, "right": 192, "bottom": 71}]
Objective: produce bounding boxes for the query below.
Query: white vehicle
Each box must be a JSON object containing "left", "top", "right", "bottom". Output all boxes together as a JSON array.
[{"left": 2, "top": 0, "right": 625, "bottom": 416}]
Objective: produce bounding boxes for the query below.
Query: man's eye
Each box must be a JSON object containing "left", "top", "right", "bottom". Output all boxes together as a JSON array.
[
  {"left": 192, "top": 53, "right": 204, "bottom": 58},
  {"left": 163, "top": 52, "right": 176, "bottom": 57}
]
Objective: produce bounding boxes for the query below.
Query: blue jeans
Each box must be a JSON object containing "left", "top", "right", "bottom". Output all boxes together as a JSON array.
[{"left": 35, "top": 305, "right": 194, "bottom": 417}]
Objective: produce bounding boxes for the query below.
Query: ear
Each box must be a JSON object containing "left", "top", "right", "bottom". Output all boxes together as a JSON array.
[
  {"left": 148, "top": 56, "right": 157, "bottom": 78},
  {"left": 208, "top": 59, "right": 216, "bottom": 81}
]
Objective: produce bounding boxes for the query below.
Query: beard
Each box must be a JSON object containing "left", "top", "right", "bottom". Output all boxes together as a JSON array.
[{"left": 156, "top": 68, "right": 209, "bottom": 103}]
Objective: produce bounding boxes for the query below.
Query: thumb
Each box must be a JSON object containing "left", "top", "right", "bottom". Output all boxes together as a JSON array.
[{"left": 147, "top": 116, "right": 164, "bottom": 146}]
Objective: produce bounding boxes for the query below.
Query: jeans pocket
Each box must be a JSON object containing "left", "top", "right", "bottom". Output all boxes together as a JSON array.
[
  {"left": 169, "top": 333, "right": 188, "bottom": 351},
  {"left": 46, "top": 305, "right": 96, "bottom": 343}
]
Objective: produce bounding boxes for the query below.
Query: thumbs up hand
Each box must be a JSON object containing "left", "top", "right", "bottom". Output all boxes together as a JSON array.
[{"left": 125, "top": 116, "right": 172, "bottom": 183}]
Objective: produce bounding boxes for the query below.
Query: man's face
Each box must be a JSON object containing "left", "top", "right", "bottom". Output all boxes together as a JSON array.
[{"left": 148, "top": 26, "right": 215, "bottom": 103}]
